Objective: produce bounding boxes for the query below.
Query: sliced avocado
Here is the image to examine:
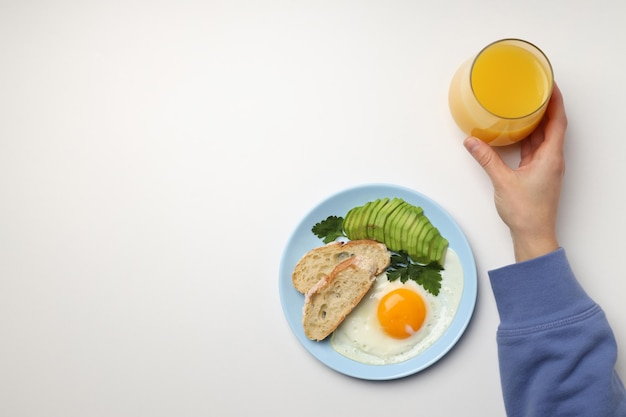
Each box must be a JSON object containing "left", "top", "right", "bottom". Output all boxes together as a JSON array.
[
  {"left": 418, "top": 226, "right": 438, "bottom": 263},
  {"left": 343, "top": 206, "right": 358, "bottom": 238},
  {"left": 400, "top": 205, "right": 424, "bottom": 252},
  {"left": 400, "top": 203, "right": 425, "bottom": 254},
  {"left": 355, "top": 201, "right": 376, "bottom": 240},
  {"left": 344, "top": 206, "right": 357, "bottom": 239},
  {"left": 397, "top": 205, "right": 421, "bottom": 254},
  {"left": 345, "top": 205, "right": 365, "bottom": 240},
  {"left": 392, "top": 204, "right": 415, "bottom": 252},
  {"left": 411, "top": 220, "right": 434, "bottom": 262},
  {"left": 343, "top": 197, "right": 448, "bottom": 265},
  {"left": 364, "top": 197, "right": 389, "bottom": 240},
  {"left": 427, "top": 229, "right": 449, "bottom": 265},
  {"left": 387, "top": 203, "right": 411, "bottom": 252},
  {"left": 373, "top": 197, "right": 404, "bottom": 243},
  {"left": 407, "top": 214, "right": 428, "bottom": 260},
  {"left": 360, "top": 199, "right": 383, "bottom": 240},
  {"left": 432, "top": 236, "right": 449, "bottom": 265},
  {"left": 408, "top": 204, "right": 424, "bottom": 218},
  {"left": 389, "top": 202, "right": 411, "bottom": 251},
  {"left": 426, "top": 232, "right": 441, "bottom": 264}
]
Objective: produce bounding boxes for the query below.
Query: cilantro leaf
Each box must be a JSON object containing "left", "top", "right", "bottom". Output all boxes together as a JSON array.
[
  {"left": 418, "top": 268, "right": 443, "bottom": 296},
  {"left": 386, "top": 251, "right": 443, "bottom": 296},
  {"left": 311, "top": 216, "right": 346, "bottom": 243}
]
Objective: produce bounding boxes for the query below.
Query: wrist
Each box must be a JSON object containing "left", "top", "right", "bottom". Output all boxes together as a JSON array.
[{"left": 511, "top": 233, "right": 559, "bottom": 263}]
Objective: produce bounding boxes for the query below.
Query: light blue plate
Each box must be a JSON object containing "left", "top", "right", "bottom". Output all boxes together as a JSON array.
[{"left": 279, "top": 183, "right": 477, "bottom": 380}]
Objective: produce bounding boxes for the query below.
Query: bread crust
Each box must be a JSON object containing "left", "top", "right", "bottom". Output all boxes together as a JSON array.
[
  {"left": 302, "top": 256, "right": 378, "bottom": 341},
  {"left": 292, "top": 240, "right": 390, "bottom": 294}
]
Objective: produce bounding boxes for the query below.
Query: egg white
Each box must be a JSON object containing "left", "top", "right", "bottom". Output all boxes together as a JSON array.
[{"left": 330, "top": 248, "right": 464, "bottom": 365}]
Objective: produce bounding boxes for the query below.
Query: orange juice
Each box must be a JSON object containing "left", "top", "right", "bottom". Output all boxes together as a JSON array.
[
  {"left": 471, "top": 43, "right": 550, "bottom": 118},
  {"left": 448, "top": 39, "right": 553, "bottom": 146}
]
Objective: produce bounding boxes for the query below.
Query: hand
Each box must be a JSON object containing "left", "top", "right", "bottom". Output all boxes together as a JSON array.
[{"left": 463, "top": 84, "right": 568, "bottom": 262}]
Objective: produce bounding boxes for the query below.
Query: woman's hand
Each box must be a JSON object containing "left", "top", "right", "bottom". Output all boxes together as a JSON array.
[{"left": 463, "top": 84, "right": 568, "bottom": 262}]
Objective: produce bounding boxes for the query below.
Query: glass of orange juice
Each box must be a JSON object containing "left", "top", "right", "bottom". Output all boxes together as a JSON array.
[{"left": 448, "top": 39, "right": 554, "bottom": 146}]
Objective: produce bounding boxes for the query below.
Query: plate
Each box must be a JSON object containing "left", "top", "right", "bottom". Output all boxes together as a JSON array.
[{"left": 278, "top": 183, "right": 477, "bottom": 380}]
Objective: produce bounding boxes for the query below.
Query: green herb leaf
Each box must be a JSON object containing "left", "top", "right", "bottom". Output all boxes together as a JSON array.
[
  {"left": 386, "top": 251, "right": 443, "bottom": 296},
  {"left": 418, "top": 268, "right": 443, "bottom": 296},
  {"left": 311, "top": 215, "right": 346, "bottom": 243}
]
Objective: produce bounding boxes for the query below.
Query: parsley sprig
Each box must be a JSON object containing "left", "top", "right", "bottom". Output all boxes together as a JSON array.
[
  {"left": 312, "top": 215, "right": 346, "bottom": 243},
  {"left": 387, "top": 251, "right": 443, "bottom": 296}
]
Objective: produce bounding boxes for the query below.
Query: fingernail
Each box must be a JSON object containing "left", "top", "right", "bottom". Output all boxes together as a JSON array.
[{"left": 463, "top": 136, "right": 480, "bottom": 153}]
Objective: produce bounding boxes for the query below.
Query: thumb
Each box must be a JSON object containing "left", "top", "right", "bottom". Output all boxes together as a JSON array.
[{"left": 463, "top": 136, "right": 509, "bottom": 182}]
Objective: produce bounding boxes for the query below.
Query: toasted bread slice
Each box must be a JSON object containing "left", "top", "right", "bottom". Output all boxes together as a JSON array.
[
  {"left": 292, "top": 240, "right": 390, "bottom": 294},
  {"left": 302, "top": 256, "right": 378, "bottom": 341}
]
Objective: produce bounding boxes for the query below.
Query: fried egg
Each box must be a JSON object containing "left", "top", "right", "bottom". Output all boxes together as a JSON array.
[{"left": 330, "top": 248, "right": 464, "bottom": 365}]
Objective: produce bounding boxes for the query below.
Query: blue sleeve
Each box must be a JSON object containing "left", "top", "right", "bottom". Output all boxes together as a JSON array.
[{"left": 488, "top": 248, "right": 626, "bottom": 417}]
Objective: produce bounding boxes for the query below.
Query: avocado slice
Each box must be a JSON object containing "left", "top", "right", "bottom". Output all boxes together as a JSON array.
[
  {"left": 344, "top": 206, "right": 358, "bottom": 239},
  {"left": 343, "top": 206, "right": 359, "bottom": 239},
  {"left": 399, "top": 205, "right": 419, "bottom": 253},
  {"left": 416, "top": 218, "right": 437, "bottom": 262},
  {"left": 395, "top": 209, "right": 413, "bottom": 253},
  {"left": 403, "top": 205, "right": 424, "bottom": 248},
  {"left": 407, "top": 214, "right": 428, "bottom": 260},
  {"left": 380, "top": 201, "right": 402, "bottom": 251},
  {"left": 372, "top": 197, "right": 403, "bottom": 243},
  {"left": 397, "top": 205, "right": 421, "bottom": 254},
  {"left": 356, "top": 201, "right": 376, "bottom": 240},
  {"left": 418, "top": 226, "right": 438, "bottom": 263},
  {"left": 364, "top": 197, "right": 389, "bottom": 240},
  {"left": 345, "top": 205, "right": 366, "bottom": 240},
  {"left": 432, "top": 235, "right": 449, "bottom": 265},
  {"left": 411, "top": 219, "right": 434, "bottom": 262}
]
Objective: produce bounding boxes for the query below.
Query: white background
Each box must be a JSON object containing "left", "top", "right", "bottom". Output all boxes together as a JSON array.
[{"left": 1, "top": 0, "right": 625, "bottom": 415}]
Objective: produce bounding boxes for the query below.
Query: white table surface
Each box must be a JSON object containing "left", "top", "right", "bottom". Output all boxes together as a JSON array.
[{"left": 2, "top": 1, "right": 625, "bottom": 415}]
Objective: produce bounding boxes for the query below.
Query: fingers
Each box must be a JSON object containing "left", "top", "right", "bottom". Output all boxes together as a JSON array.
[
  {"left": 520, "top": 83, "right": 567, "bottom": 162},
  {"left": 463, "top": 136, "right": 510, "bottom": 184},
  {"left": 463, "top": 84, "right": 567, "bottom": 186},
  {"left": 547, "top": 83, "right": 567, "bottom": 127},
  {"left": 543, "top": 83, "right": 568, "bottom": 152}
]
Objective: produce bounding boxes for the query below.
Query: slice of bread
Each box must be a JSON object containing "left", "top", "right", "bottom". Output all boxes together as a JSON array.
[
  {"left": 302, "top": 256, "right": 378, "bottom": 341},
  {"left": 292, "top": 240, "right": 390, "bottom": 294}
]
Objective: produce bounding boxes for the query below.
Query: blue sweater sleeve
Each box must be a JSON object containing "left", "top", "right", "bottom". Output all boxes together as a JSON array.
[{"left": 488, "top": 248, "right": 626, "bottom": 417}]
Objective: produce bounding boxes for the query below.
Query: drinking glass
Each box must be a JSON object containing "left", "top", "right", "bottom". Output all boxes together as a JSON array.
[{"left": 448, "top": 39, "right": 554, "bottom": 146}]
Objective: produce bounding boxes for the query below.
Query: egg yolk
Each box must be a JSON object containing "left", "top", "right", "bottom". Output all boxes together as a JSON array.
[{"left": 377, "top": 288, "right": 426, "bottom": 339}]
